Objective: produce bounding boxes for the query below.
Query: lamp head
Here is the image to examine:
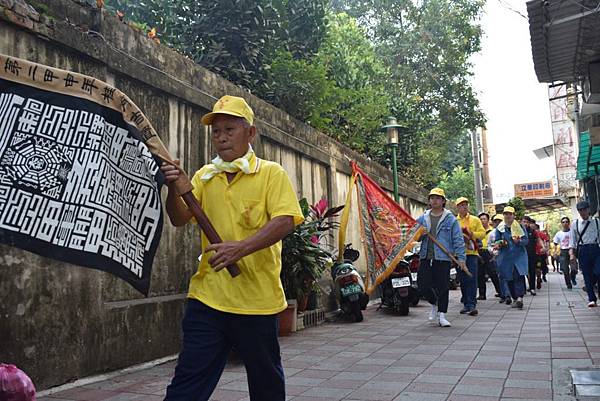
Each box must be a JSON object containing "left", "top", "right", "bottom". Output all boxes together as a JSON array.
[{"left": 380, "top": 116, "right": 405, "bottom": 145}]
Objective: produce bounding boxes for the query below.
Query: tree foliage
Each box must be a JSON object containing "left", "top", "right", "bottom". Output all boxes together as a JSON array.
[
  {"left": 438, "top": 165, "right": 476, "bottom": 213},
  {"left": 507, "top": 197, "right": 526, "bottom": 221},
  {"left": 106, "top": 0, "right": 485, "bottom": 187}
]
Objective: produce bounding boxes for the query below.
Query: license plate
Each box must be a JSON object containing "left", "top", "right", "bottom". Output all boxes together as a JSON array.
[
  {"left": 450, "top": 268, "right": 457, "bottom": 275},
  {"left": 340, "top": 283, "right": 362, "bottom": 297},
  {"left": 411, "top": 272, "right": 418, "bottom": 282},
  {"left": 392, "top": 277, "right": 411, "bottom": 288}
]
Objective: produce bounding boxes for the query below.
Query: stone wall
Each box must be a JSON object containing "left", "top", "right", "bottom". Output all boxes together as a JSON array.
[{"left": 0, "top": 0, "right": 428, "bottom": 389}]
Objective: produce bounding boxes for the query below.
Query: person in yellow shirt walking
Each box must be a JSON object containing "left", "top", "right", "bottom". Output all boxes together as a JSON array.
[
  {"left": 160, "top": 95, "right": 304, "bottom": 401},
  {"left": 456, "top": 197, "right": 486, "bottom": 315}
]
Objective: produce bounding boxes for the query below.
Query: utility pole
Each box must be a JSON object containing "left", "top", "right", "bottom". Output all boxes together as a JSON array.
[{"left": 471, "top": 128, "right": 484, "bottom": 214}]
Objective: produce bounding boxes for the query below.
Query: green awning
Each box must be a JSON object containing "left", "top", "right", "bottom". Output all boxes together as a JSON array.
[{"left": 576, "top": 131, "right": 600, "bottom": 180}]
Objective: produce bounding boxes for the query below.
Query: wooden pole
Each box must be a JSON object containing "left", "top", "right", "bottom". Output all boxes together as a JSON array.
[
  {"left": 158, "top": 160, "right": 241, "bottom": 278},
  {"left": 426, "top": 232, "right": 472, "bottom": 277}
]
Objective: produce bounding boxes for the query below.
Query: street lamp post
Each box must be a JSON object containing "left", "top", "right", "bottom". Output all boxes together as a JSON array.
[{"left": 380, "top": 117, "right": 405, "bottom": 203}]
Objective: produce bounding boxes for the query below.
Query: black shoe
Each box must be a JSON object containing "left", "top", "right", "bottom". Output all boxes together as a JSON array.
[
  {"left": 530, "top": 290, "right": 537, "bottom": 296},
  {"left": 542, "top": 276, "right": 547, "bottom": 282},
  {"left": 459, "top": 307, "right": 469, "bottom": 314},
  {"left": 477, "top": 296, "right": 486, "bottom": 300},
  {"left": 505, "top": 298, "right": 512, "bottom": 305},
  {"left": 468, "top": 309, "right": 478, "bottom": 316},
  {"left": 499, "top": 297, "right": 506, "bottom": 303},
  {"left": 494, "top": 293, "right": 501, "bottom": 298},
  {"left": 516, "top": 300, "right": 523, "bottom": 309}
]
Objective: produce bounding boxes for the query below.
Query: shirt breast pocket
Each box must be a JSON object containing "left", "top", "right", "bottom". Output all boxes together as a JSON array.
[{"left": 239, "top": 199, "right": 265, "bottom": 230}]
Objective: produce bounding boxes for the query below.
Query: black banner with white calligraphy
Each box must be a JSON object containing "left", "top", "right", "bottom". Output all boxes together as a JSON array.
[{"left": 0, "top": 54, "right": 165, "bottom": 295}]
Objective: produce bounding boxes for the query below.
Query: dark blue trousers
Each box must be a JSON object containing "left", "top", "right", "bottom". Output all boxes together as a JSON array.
[
  {"left": 506, "top": 266, "right": 526, "bottom": 299},
  {"left": 164, "top": 299, "right": 285, "bottom": 401},
  {"left": 459, "top": 255, "right": 478, "bottom": 310},
  {"left": 577, "top": 244, "right": 600, "bottom": 303}
]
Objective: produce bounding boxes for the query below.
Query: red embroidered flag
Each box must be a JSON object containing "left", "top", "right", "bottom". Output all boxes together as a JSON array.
[{"left": 339, "top": 162, "right": 424, "bottom": 294}]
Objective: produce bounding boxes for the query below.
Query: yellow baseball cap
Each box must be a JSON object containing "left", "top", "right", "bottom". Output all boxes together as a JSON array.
[
  {"left": 429, "top": 187, "right": 446, "bottom": 199},
  {"left": 503, "top": 206, "right": 515, "bottom": 214},
  {"left": 492, "top": 214, "right": 503, "bottom": 221},
  {"left": 201, "top": 95, "right": 254, "bottom": 125},
  {"left": 455, "top": 197, "right": 469, "bottom": 206}
]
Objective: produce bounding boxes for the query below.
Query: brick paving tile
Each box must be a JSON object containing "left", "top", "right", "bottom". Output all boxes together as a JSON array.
[
  {"left": 330, "top": 371, "right": 379, "bottom": 381},
  {"left": 478, "top": 350, "right": 513, "bottom": 357},
  {"left": 452, "top": 384, "right": 503, "bottom": 397},
  {"left": 463, "top": 369, "right": 507, "bottom": 379},
  {"left": 345, "top": 388, "right": 403, "bottom": 400},
  {"left": 552, "top": 352, "right": 591, "bottom": 358},
  {"left": 436, "top": 354, "right": 476, "bottom": 362},
  {"left": 458, "top": 376, "right": 505, "bottom": 386},
  {"left": 509, "top": 363, "right": 552, "bottom": 373},
  {"left": 506, "top": 371, "right": 551, "bottom": 381},
  {"left": 384, "top": 366, "right": 426, "bottom": 375},
  {"left": 403, "top": 382, "right": 454, "bottom": 394},
  {"left": 298, "top": 387, "right": 354, "bottom": 400},
  {"left": 320, "top": 379, "right": 366, "bottom": 390},
  {"left": 504, "top": 379, "right": 552, "bottom": 389},
  {"left": 392, "top": 392, "right": 448, "bottom": 401},
  {"left": 422, "top": 366, "right": 466, "bottom": 376},
  {"left": 38, "top": 275, "right": 600, "bottom": 401},
  {"left": 501, "top": 387, "right": 553, "bottom": 399},
  {"left": 512, "top": 351, "right": 550, "bottom": 359},
  {"left": 446, "top": 395, "right": 500, "bottom": 401},
  {"left": 206, "top": 389, "right": 248, "bottom": 401},
  {"left": 372, "top": 372, "right": 419, "bottom": 382},
  {"left": 473, "top": 355, "right": 514, "bottom": 363},
  {"left": 357, "top": 380, "right": 411, "bottom": 392},
  {"left": 220, "top": 381, "right": 249, "bottom": 392},
  {"left": 88, "top": 394, "right": 147, "bottom": 401},
  {"left": 49, "top": 388, "right": 121, "bottom": 400},
  {"left": 294, "top": 370, "right": 339, "bottom": 379},
  {"left": 470, "top": 361, "right": 512, "bottom": 370},
  {"left": 429, "top": 361, "right": 471, "bottom": 369},
  {"left": 287, "top": 385, "right": 312, "bottom": 396},
  {"left": 413, "top": 374, "right": 461, "bottom": 384}
]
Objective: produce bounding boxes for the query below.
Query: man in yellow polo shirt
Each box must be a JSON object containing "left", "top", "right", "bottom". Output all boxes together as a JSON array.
[
  {"left": 160, "top": 95, "right": 303, "bottom": 401},
  {"left": 456, "top": 197, "right": 486, "bottom": 316}
]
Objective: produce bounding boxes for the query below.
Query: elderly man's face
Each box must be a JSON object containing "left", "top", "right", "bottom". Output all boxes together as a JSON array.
[
  {"left": 211, "top": 114, "right": 256, "bottom": 162},
  {"left": 457, "top": 202, "right": 469, "bottom": 215}
]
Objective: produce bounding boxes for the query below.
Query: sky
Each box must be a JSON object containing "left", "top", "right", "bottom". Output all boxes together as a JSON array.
[{"left": 471, "top": 0, "right": 557, "bottom": 203}]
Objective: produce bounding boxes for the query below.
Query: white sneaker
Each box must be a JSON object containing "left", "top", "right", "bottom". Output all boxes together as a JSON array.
[
  {"left": 588, "top": 301, "right": 598, "bottom": 308},
  {"left": 428, "top": 305, "right": 438, "bottom": 323},
  {"left": 438, "top": 312, "right": 451, "bottom": 327}
]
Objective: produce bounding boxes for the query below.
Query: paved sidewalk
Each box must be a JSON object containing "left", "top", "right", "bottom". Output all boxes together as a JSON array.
[{"left": 39, "top": 271, "right": 600, "bottom": 401}]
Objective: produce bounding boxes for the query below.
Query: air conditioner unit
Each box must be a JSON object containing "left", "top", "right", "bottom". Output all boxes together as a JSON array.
[{"left": 583, "top": 60, "right": 600, "bottom": 104}]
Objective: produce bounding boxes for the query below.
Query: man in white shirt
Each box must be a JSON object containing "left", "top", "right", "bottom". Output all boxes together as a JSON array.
[
  {"left": 553, "top": 216, "right": 576, "bottom": 289},
  {"left": 569, "top": 200, "right": 600, "bottom": 307}
]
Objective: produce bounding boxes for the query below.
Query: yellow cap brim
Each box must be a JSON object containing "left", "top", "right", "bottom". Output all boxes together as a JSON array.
[{"left": 201, "top": 110, "right": 252, "bottom": 125}]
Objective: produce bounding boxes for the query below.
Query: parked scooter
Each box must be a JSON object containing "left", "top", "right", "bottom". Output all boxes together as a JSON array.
[
  {"left": 379, "top": 255, "right": 419, "bottom": 315},
  {"left": 331, "top": 244, "right": 369, "bottom": 322},
  {"left": 408, "top": 244, "right": 459, "bottom": 296}
]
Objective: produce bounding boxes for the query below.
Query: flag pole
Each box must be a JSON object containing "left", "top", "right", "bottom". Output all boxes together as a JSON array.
[
  {"left": 425, "top": 232, "right": 472, "bottom": 277},
  {"left": 152, "top": 153, "right": 241, "bottom": 278}
]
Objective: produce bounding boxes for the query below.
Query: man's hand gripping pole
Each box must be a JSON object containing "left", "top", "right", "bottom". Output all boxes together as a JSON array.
[{"left": 162, "top": 158, "right": 241, "bottom": 278}]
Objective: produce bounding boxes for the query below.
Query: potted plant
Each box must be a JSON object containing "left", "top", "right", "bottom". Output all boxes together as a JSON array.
[{"left": 281, "top": 198, "right": 343, "bottom": 312}]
